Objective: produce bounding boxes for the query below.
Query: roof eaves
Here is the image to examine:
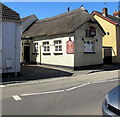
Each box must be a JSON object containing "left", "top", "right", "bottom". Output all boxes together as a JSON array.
[{"left": 92, "top": 11, "right": 118, "bottom": 25}]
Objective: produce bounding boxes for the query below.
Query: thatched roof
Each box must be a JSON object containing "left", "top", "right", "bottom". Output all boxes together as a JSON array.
[
  {"left": 22, "top": 8, "right": 103, "bottom": 38},
  {"left": 0, "top": 3, "right": 20, "bottom": 22}
]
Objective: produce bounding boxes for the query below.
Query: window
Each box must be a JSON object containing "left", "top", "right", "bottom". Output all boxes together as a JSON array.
[
  {"left": 84, "top": 40, "right": 94, "bottom": 52},
  {"left": 33, "top": 43, "right": 38, "bottom": 53},
  {"left": 54, "top": 40, "right": 62, "bottom": 52},
  {"left": 43, "top": 41, "right": 50, "bottom": 52}
]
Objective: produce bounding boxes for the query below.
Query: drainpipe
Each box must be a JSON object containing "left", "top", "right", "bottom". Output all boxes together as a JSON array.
[
  {"left": 40, "top": 45, "right": 41, "bottom": 65},
  {"left": 117, "top": 25, "right": 120, "bottom": 65},
  {"left": 0, "top": 19, "right": 2, "bottom": 76},
  {"left": 15, "top": 23, "right": 18, "bottom": 77}
]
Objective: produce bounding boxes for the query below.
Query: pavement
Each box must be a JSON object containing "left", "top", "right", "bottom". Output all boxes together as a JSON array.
[{"left": 1, "top": 63, "right": 120, "bottom": 85}]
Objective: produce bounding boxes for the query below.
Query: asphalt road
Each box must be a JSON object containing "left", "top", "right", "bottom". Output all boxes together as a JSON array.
[{"left": 2, "top": 80, "right": 118, "bottom": 115}]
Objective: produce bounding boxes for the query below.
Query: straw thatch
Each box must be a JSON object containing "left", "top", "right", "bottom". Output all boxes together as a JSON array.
[{"left": 22, "top": 8, "right": 102, "bottom": 38}]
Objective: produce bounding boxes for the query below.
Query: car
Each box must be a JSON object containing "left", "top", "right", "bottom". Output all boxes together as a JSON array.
[{"left": 102, "top": 85, "right": 120, "bottom": 117}]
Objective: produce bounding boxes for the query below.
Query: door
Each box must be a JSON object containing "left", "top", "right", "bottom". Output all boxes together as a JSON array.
[
  {"left": 24, "top": 46, "right": 30, "bottom": 62},
  {"left": 103, "top": 47, "right": 112, "bottom": 64}
]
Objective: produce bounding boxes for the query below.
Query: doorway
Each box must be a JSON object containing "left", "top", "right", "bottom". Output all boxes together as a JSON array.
[
  {"left": 103, "top": 47, "right": 112, "bottom": 64},
  {"left": 24, "top": 46, "right": 30, "bottom": 62}
]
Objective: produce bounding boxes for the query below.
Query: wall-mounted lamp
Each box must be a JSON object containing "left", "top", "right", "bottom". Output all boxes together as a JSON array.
[
  {"left": 106, "top": 32, "right": 109, "bottom": 35},
  {"left": 96, "top": 39, "right": 98, "bottom": 42}
]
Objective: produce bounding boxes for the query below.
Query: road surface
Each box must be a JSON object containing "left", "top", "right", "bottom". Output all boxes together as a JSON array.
[{"left": 2, "top": 78, "right": 118, "bottom": 115}]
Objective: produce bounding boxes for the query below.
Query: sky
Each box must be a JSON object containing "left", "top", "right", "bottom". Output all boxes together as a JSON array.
[{"left": 3, "top": 2, "right": 119, "bottom": 19}]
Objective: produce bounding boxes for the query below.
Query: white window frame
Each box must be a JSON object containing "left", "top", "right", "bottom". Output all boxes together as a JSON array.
[
  {"left": 54, "top": 40, "right": 62, "bottom": 53},
  {"left": 33, "top": 42, "right": 38, "bottom": 53},
  {"left": 43, "top": 41, "right": 50, "bottom": 53},
  {"left": 84, "top": 40, "right": 95, "bottom": 53}
]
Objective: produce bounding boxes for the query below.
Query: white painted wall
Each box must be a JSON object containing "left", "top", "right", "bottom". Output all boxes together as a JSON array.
[
  {"left": 32, "top": 36, "right": 74, "bottom": 67},
  {"left": 74, "top": 23, "right": 103, "bottom": 67},
  {"left": 0, "top": 21, "right": 2, "bottom": 74},
  {"left": 21, "top": 23, "right": 103, "bottom": 69},
  {"left": 2, "top": 22, "right": 21, "bottom": 73}
]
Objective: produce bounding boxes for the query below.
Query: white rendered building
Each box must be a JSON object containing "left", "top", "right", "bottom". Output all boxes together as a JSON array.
[{"left": 0, "top": 3, "right": 21, "bottom": 77}]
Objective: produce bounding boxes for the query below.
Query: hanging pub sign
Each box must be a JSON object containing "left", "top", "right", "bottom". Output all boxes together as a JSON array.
[
  {"left": 66, "top": 40, "right": 74, "bottom": 54},
  {"left": 89, "top": 27, "right": 96, "bottom": 37}
]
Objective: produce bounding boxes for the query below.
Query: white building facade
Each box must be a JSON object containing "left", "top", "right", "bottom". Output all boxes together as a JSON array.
[
  {"left": 22, "top": 8, "right": 105, "bottom": 70},
  {"left": 21, "top": 14, "right": 38, "bottom": 63},
  {"left": 0, "top": 3, "right": 21, "bottom": 76}
]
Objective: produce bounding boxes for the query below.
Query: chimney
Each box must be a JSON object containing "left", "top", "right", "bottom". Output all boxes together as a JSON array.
[
  {"left": 67, "top": 7, "right": 70, "bottom": 12},
  {"left": 102, "top": 7, "right": 108, "bottom": 17},
  {"left": 113, "top": 10, "right": 120, "bottom": 18}
]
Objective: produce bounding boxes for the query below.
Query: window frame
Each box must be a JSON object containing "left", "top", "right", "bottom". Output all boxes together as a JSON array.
[
  {"left": 42, "top": 41, "right": 50, "bottom": 54},
  {"left": 33, "top": 42, "right": 38, "bottom": 53},
  {"left": 84, "top": 40, "right": 95, "bottom": 53},
  {"left": 54, "top": 40, "right": 63, "bottom": 54}
]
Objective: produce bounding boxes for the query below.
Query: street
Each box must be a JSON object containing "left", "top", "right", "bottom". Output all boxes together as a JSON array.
[
  {"left": 2, "top": 70, "right": 119, "bottom": 115},
  {"left": 1, "top": 1, "right": 120, "bottom": 116}
]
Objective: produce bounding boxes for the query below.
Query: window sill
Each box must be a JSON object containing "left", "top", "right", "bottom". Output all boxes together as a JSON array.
[
  {"left": 42, "top": 53, "right": 51, "bottom": 55},
  {"left": 53, "top": 52, "right": 63, "bottom": 55},
  {"left": 32, "top": 53, "right": 39, "bottom": 55},
  {"left": 85, "top": 35, "right": 96, "bottom": 37},
  {"left": 84, "top": 52, "right": 95, "bottom": 54}
]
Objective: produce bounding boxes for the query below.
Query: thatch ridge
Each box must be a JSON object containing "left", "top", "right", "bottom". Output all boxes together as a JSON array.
[{"left": 37, "top": 8, "right": 85, "bottom": 23}]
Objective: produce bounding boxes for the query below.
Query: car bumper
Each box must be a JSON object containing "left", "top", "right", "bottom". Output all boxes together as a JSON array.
[{"left": 102, "top": 101, "right": 119, "bottom": 117}]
